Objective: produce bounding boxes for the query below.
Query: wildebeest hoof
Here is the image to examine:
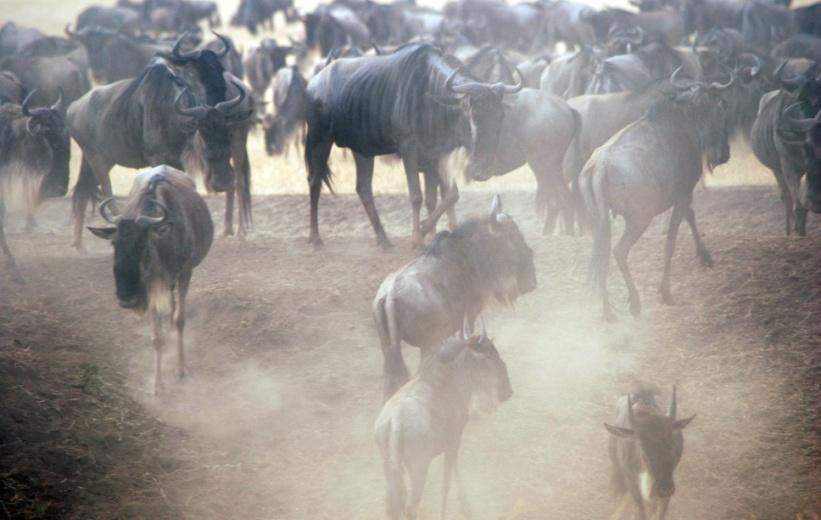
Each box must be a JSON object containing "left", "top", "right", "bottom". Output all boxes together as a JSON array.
[
  {"left": 24, "top": 217, "right": 37, "bottom": 233},
  {"left": 177, "top": 369, "right": 188, "bottom": 380},
  {"left": 659, "top": 290, "right": 674, "bottom": 305},
  {"left": 223, "top": 229, "right": 234, "bottom": 238},
  {"left": 71, "top": 241, "right": 87, "bottom": 254},
  {"left": 309, "top": 235, "right": 324, "bottom": 249},
  {"left": 629, "top": 300, "right": 641, "bottom": 317},
  {"left": 699, "top": 252, "right": 714, "bottom": 268},
  {"left": 378, "top": 237, "right": 394, "bottom": 251},
  {"left": 603, "top": 308, "right": 618, "bottom": 322},
  {"left": 9, "top": 268, "right": 25, "bottom": 285}
]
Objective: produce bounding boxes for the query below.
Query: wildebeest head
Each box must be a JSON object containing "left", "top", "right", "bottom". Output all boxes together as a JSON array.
[
  {"left": 784, "top": 106, "right": 821, "bottom": 212},
  {"left": 88, "top": 197, "right": 173, "bottom": 310},
  {"left": 20, "top": 89, "right": 70, "bottom": 200},
  {"left": 438, "top": 68, "right": 523, "bottom": 181},
  {"left": 64, "top": 24, "right": 118, "bottom": 82},
  {"left": 436, "top": 316, "right": 512, "bottom": 403},
  {"left": 775, "top": 60, "right": 821, "bottom": 107},
  {"left": 167, "top": 31, "right": 232, "bottom": 103},
  {"left": 605, "top": 387, "right": 695, "bottom": 499},
  {"left": 488, "top": 195, "right": 537, "bottom": 299},
  {"left": 670, "top": 66, "right": 734, "bottom": 170},
  {"left": 173, "top": 79, "right": 250, "bottom": 192}
]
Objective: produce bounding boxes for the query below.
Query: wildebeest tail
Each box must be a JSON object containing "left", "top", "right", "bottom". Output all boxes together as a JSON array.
[
  {"left": 582, "top": 159, "right": 611, "bottom": 295},
  {"left": 239, "top": 156, "right": 253, "bottom": 230},
  {"left": 567, "top": 107, "right": 587, "bottom": 233}
]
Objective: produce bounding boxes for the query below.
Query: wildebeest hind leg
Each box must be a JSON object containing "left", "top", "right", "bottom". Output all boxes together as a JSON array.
[
  {"left": 659, "top": 205, "right": 685, "bottom": 305},
  {"left": 224, "top": 188, "right": 235, "bottom": 237},
  {"left": 401, "top": 152, "right": 424, "bottom": 248},
  {"left": 24, "top": 212, "right": 37, "bottom": 233},
  {"left": 353, "top": 153, "right": 392, "bottom": 250},
  {"left": 614, "top": 216, "right": 650, "bottom": 317},
  {"left": 683, "top": 206, "right": 712, "bottom": 267},
  {"left": 423, "top": 171, "right": 439, "bottom": 239},
  {"left": 150, "top": 308, "right": 166, "bottom": 396},
  {"left": 418, "top": 166, "right": 459, "bottom": 239},
  {"left": 406, "top": 456, "right": 432, "bottom": 519},
  {"left": 306, "top": 129, "right": 333, "bottom": 248},
  {"left": 174, "top": 271, "right": 192, "bottom": 379},
  {"left": 0, "top": 201, "right": 23, "bottom": 284}
]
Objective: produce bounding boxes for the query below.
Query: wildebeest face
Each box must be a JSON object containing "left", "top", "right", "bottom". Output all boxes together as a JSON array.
[
  {"left": 194, "top": 111, "right": 236, "bottom": 192},
  {"left": 88, "top": 205, "right": 173, "bottom": 310},
  {"left": 464, "top": 91, "right": 507, "bottom": 181},
  {"left": 20, "top": 91, "right": 70, "bottom": 201},
  {"left": 65, "top": 26, "right": 116, "bottom": 82},
  {"left": 489, "top": 196, "right": 537, "bottom": 298}
]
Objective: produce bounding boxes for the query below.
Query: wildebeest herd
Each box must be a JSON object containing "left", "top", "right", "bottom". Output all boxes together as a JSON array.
[{"left": 1, "top": 0, "right": 819, "bottom": 517}]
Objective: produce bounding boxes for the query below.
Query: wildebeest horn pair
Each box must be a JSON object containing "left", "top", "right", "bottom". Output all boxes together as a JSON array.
[
  {"left": 736, "top": 53, "right": 762, "bottom": 79},
  {"left": 172, "top": 31, "right": 230, "bottom": 61},
  {"left": 624, "top": 385, "right": 678, "bottom": 424},
  {"left": 173, "top": 79, "right": 246, "bottom": 118},
  {"left": 445, "top": 67, "right": 524, "bottom": 97},
  {"left": 99, "top": 197, "right": 169, "bottom": 227},
  {"left": 21, "top": 89, "right": 62, "bottom": 135},
  {"left": 670, "top": 65, "right": 734, "bottom": 91},
  {"left": 462, "top": 315, "right": 488, "bottom": 342}
]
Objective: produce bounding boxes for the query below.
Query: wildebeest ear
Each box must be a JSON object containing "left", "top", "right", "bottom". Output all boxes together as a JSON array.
[
  {"left": 673, "top": 415, "right": 695, "bottom": 431},
  {"left": 87, "top": 226, "right": 117, "bottom": 240},
  {"left": 604, "top": 423, "right": 634, "bottom": 438}
]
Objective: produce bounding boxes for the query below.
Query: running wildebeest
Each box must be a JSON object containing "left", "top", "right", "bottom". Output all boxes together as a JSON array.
[
  {"left": 751, "top": 62, "right": 821, "bottom": 236},
  {"left": 0, "top": 90, "right": 69, "bottom": 283},
  {"left": 374, "top": 316, "right": 512, "bottom": 520},
  {"left": 581, "top": 68, "right": 733, "bottom": 319},
  {"left": 88, "top": 166, "right": 213, "bottom": 395},
  {"left": 605, "top": 385, "right": 695, "bottom": 520},
  {"left": 305, "top": 43, "right": 523, "bottom": 249},
  {"left": 373, "top": 195, "right": 536, "bottom": 398}
]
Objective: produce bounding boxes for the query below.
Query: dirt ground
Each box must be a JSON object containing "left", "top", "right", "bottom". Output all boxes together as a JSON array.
[{"left": 1, "top": 161, "right": 820, "bottom": 519}]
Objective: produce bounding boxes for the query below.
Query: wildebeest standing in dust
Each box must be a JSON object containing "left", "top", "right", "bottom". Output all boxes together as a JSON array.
[
  {"left": 0, "top": 90, "right": 69, "bottom": 283},
  {"left": 88, "top": 166, "right": 213, "bottom": 395},
  {"left": 373, "top": 195, "right": 536, "bottom": 398},
  {"left": 374, "top": 317, "right": 512, "bottom": 520},
  {"left": 604, "top": 385, "right": 695, "bottom": 520},
  {"left": 304, "top": 43, "right": 523, "bottom": 250},
  {"left": 581, "top": 68, "right": 733, "bottom": 320}
]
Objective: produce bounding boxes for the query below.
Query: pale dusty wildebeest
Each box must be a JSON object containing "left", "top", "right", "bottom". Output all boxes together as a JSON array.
[
  {"left": 0, "top": 90, "right": 69, "bottom": 283},
  {"left": 604, "top": 385, "right": 695, "bottom": 520},
  {"left": 580, "top": 68, "right": 733, "bottom": 320},
  {"left": 88, "top": 166, "right": 213, "bottom": 395},
  {"left": 373, "top": 195, "right": 536, "bottom": 398},
  {"left": 374, "top": 316, "right": 512, "bottom": 520}
]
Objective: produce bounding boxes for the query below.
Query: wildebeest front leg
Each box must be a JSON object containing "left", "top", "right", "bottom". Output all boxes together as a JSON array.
[
  {"left": 655, "top": 496, "right": 671, "bottom": 520},
  {"left": 625, "top": 477, "right": 648, "bottom": 520},
  {"left": 353, "top": 152, "right": 392, "bottom": 250},
  {"left": 305, "top": 128, "right": 333, "bottom": 248},
  {"left": 150, "top": 307, "right": 166, "bottom": 395},
  {"left": 423, "top": 171, "right": 439, "bottom": 239},
  {"left": 419, "top": 165, "right": 459, "bottom": 239},
  {"left": 682, "top": 206, "right": 712, "bottom": 267},
  {"left": 405, "top": 456, "right": 432, "bottom": 520},
  {"left": 224, "top": 188, "right": 235, "bottom": 237},
  {"left": 174, "top": 270, "right": 192, "bottom": 379},
  {"left": 614, "top": 216, "right": 651, "bottom": 317},
  {"left": 401, "top": 152, "right": 425, "bottom": 248},
  {"left": 0, "top": 201, "right": 23, "bottom": 284},
  {"left": 781, "top": 158, "right": 807, "bottom": 236},
  {"left": 659, "top": 205, "right": 685, "bottom": 305}
]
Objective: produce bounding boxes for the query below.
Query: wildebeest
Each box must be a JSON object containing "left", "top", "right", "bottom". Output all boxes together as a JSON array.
[
  {"left": 231, "top": 0, "right": 296, "bottom": 34},
  {"left": 305, "top": 43, "right": 523, "bottom": 249},
  {"left": 543, "top": 0, "right": 596, "bottom": 50},
  {"left": 0, "top": 22, "right": 47, "bottom": 58},
  {"left": 0, "top": 53, "right": 90, "bottom": 117},
  {"left": 0, "top": 71, "right": 25, "bottom": 105},
  {"left": 783, "top": 107, "right": 821, "bottom": 216},
  {"left": 303, "top": 3, "right": 372, "bottom": 57},
  {"left": 751, "top": 62, "right": 821, "bottom": 236},
  {"left": 67, "top": 55, "right": 250, "bottom": 250},
  {"left": 741, "top": 0, "right": 795, "bottom": 52},
  {"left": 0, "top": 90, "right": 70, "bottom": 283},
  {"left": 581, "top": 69, "right": 733, "bottom": 319},
  {"left": 65, "top": 25, "right": 169, "bottom": 84},
  {"left": 771, "top": 34, "right": 821, "bottom": 62},
  {"left": 374, "top": 316, "right": 511, "bottom": 520},
  {"left": 373, "top": 195, "right": 535, "bottom": 397},
  {"left": 604, "top": 385, "right": 695, "bottom": 520},
  {"left": 243, "top": 38, "right": 293, "bottom": 99},
  {"left": 87, "top": 166, "right": 213, "bottom": 395},
  {"left": 539, "top": 47, "right": 602, "bottom": 99},
  {"left": 75, "top": 5, "right": 142, "bottom": 35},
  {"left": 263, "top": 65, "right": 307, "bottom": 155}
]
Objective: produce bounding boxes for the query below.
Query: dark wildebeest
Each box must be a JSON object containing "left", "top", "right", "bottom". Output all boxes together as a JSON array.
[
  {"left": 303, "top": 4, "right": 372, "bottom": 57},
  {"left": 231, "top": 0, "right": 295, "bottom": 34},
  {"left": 0, "top": 90, "right": 70, "bottom": 283},
  {"left": 202, "top": 33, "right": 244, "bottom": 79},
  {"left": 751, "top": 62, "right": 821, "bottom": 236},
  {"left": 795, "top": 3, "right": 821, "bottom": 38},
  {"left": 581, "top": 69, "right": 733, "bottom": 319},
  {"left": 67, "top": 58, "right": 250, "bottom": 250},
  {"left": 75, "top": 5, "right": 142, "bottom": 35},
  {"left": 771, "top": 34, "right": 821, "bottom": 62},
  {"left": 305, "top": 43, "right": 523, "bottom": 249},
  {"left": 374, "top": 316, "right": 512, "bottom": 520},
  {"left": 784, "top": 107, "right": 821, "bottom": 216},
  {"left": 65, "top": 25, "right": 169, "bottom": 84},
  {"left": 88, "top": 166, "right": 212, "bottom": 395},
  {"left": 0, "top": 71, "right": 25, "bottom": 105},
  {"left": 604, "top": 385, "right": 695, "bottom": 520},
  {"left": 243, "top": 38, "right": 293, "bottom": 99},
  {"left": 373, "top": 195, "right": 536, "bottom": 398},
  {"left": 741, "top": 0, "right": 795, "bottom": 52},
  {"left": 0, "top": 53, "right": 91, "bottom": 117},
  {"left": 0, "top": 22, "right": 46, "bottom": 58},
  {"left": 176, "top": 0, "right": 222, "bottom": 28},
  {"left": 263, "top": 65, "right": 307, "bottom": 156}
]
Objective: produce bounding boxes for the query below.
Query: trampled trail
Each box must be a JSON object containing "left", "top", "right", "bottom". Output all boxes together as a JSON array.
[{"left": 0, "top": 186, "right": 818, "bottom": 519}]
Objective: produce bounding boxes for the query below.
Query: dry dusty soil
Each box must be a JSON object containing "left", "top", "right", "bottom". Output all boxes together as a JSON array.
[{"left": 0, "top": 175, "right": 820, "bottom": 519}]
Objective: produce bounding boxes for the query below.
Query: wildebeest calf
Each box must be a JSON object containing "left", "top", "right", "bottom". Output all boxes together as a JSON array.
[
  {"left": 605, "top": 385, "right": 695, "bottom": 520},
  {"left": 374, "top": 317, "right": 512, "bottom": 520},
  {"left": 88, "top": 165, "right": 213, "bottom": 395},
  {"left": 373, "top": 195, "right": 536, "bottom": 398}
]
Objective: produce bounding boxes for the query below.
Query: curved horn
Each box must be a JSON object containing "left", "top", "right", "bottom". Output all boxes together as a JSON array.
[
  {"left": 495, "top": 66, "right": 523, "bottom": 94},
  {"left": 212, "top": 31, "right": 231, "bottom": 58},
  {"left": 135, "top": 198, "right": 169, "bottom": 227},
  {"left": 64, "top": 23, "right": 78, "bottom": 39},
  {"left": 670, "top": 65, "right": 699, "bottom": 90},
  {"left": 50, "top": 89, "right": 63, "bottom": 112},
  {"left": 737, "top": 53, "right": 762, "bottom": 78},
  {"left": 775, "top": 59, "right": 808, "bottom": 90},
  {"left": 478, "top": 316, "right": 487, "bottom": 343},
  {"left": 171, "top": 31, "right": 201, "bottom": 61},
  {"left": 668, "top": 385, "right": 677, "bottom": 419},
  {"left": 214, "top": 79, "right": 246, "bottom": 113},
  {"left": 20, "top": 88, "right": 37, "bottom": 116},
  {"left": 710, "top": 67, "right": 734, "bottom": 90},
  {"left": 173, "top": 88, "right": 208, "bottom": 119},
  {"left": 462, "top": 314, "right": 472, "bottom": 340},
  {"left": 446, "top": 68, "right": 490, "bottom": 97},
  {"left": 99, "top": 197, "right": 122, "bottom": 224},
  {"left": 627, "top": 393, "right": 635, "bottom": 427}
]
